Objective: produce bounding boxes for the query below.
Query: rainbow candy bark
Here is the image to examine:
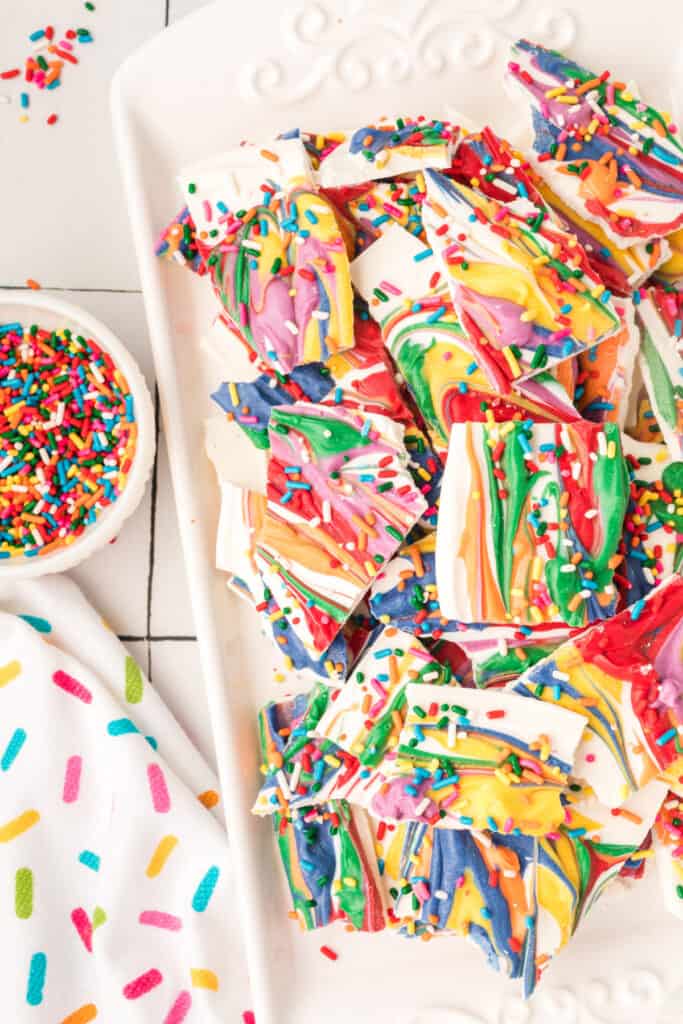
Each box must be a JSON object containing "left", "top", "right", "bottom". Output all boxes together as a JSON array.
[
  {"left": 370, "top": 533, "right": 461, "bottom": 639},
  {"left": 378, "top": 684, "right": 586, "bottom": 836},
  {"left": 352, "top": 222, "right": 580, "bottom": 455},
  {"left": 179, "top": 137, "right": 355, "bottom": 373},
  {"left": 635, "top": 286, "right": 683, "bottom": 460},
  {"left": 510, "top": 574, "right": 683, "bottom": 808},
  {"left": 314, "top": 628, "right": 449, "bottom": 771},
  {"left": 620, "top": 437, "right": 683, "bottom": 605},
  {"left": 372, "top": 780, "right": 662, "bottom": 994},
  {"left": 654, "top": 792, "right": 683, "bottom": 919},
  {"left": 508, "top": 40, "right": 683, "bottom": 247},
  {"left": 216, "top": 482, "right": 368, "bottom": 683},
  {"left": 450, "top": 125, "right": 669, "bottom": 294},
  {"left": 423, "top": 170, "right": 621, "bottom": 390},
  {"left": 155, "top": 206, "right": 206, "bottom": 273},
  {"left": 345, "top": 179, "right": 428, "bottom": 248},
  {"left": 274, "top": 799, "right": 386, "bottom": 932},
  {"left": 435, "top": 420, "right": 629, "bottom": 627},
  {"left": 657, "top": 228, "right": 683, "bottom": 286},
  {"left": 255, "top": 403, "right": 427, "bottom": 657},
  {"left": 317, "top": 117, "right": 458, "bottom": 189},
  {"left": 574, "top": 299, "right": 639, "bottom": 425},
  {"left": 253, "top": 685, "right": 359, "bottom": 816},
  {"left": 454, "top": 623, "right": 570, "bottom": 689}
]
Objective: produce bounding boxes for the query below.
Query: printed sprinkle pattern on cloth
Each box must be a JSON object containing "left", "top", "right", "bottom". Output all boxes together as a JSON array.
[{"left": 0, "top": 577, "right": 235, "bottom": 1022}]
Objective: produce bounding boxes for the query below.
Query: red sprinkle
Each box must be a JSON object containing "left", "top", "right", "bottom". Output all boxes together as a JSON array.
[
  {"left": 47, "top": 113, "right": 58, "bottom": 125},
  {"left": 486, "top": 710, "right": 506, "bottom": 719},
  {"left": 320, "top": 945, "right": 338, "bottom": 961},
  {"left": 0, "top": 69, "right": 21, "bottom": 80}
]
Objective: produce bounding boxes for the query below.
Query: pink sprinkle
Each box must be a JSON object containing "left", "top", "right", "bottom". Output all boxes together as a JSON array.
[
  {"left": 606, "top": 83, "right": 615, "bottom": 106},
  {"left": 71, "top": 907, "right": 93, "bottom": 952},
  {"left": 503, "top": 817, "right": 514, "bottom": 833},
  {"left": 378, "top": 278, "right": 402, "bottom": 296},
  {"left": 164, "top": 991, "right": 192, "bottom": 1024},
  {"left": 242, "top": 1014, "right": 256, "bottom": 1024},
  {"left": 440, "top": 790, "right": 460, "bottom": 809},
  {"left": 53, "top": 670, "right": 92, "bottom": 703},
  {"left": 546, "top": 831, "right": 562, "bottom": 840},
  {"left": 414, "top": 881, "right": 430, "bottom": 903},
  {"left": 239, "top": 303, "right": 248, "bottom": 326},
  {"left": 148, "top": 764, "right": 171, "bottom": 813},
  {"left": 63, "top": 755, "right": 83, "bottom": 803},
  {"left": 586, "top": 753, "right": 596, "bottom": 763},
  {"left": 202, "top": 200, "right": 212, "bottom": 222},
  {"left": 139, "top": 911, "right": 182, "bottom": 931},
  {"left": 123, "top": 969, "right": 163, "bottom": 1000},
  {"left": 456, "top": 874, "right": 465, "bottom": 889}
]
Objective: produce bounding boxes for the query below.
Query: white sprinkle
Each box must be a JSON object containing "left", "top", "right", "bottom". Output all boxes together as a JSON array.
[
  {"left": 597, "top": 432, "right": 607, "bottom": 456},
  {"left": 552, "top": 670, "right": 569, "bottom": 681},
  {"left": 322, "top": 500, "right": 331, "bottom": 523},
  {"left": 284, "top": 320, "right": 298, "bottom": 335},
  {"left": 312, "top": 310, "right": 330, "bottom": 320},
  {"left": 447, "top": 720, "right": 457, "bottom": 749},
  {"left": 415, "top": 797, "right": 431, "bottom": 817},
  {"left": 276, "top": 770, "right": 292, "bottom": 801},
  {"left": 560, "top": 563, "right": 577, "bottom": 573},
  {"left": 435, "top": 889, "right": 448, "bottom": 900}
]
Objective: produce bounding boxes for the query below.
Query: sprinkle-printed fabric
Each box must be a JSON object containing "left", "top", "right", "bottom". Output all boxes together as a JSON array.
[{"left": 0, "top": 577, "right": 236, "bottom": 1022}]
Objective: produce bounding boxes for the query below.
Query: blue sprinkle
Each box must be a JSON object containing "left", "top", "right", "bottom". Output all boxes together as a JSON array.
[
  {"left": 630, "top": 598, "right": 645, "bottom": 621},
  {"left": 413, "top": 248, "right": 433, "bottom": 262},
  {"left": 656, "top": 728, "right": 677, "bottom": 747},
  {"left": 107, "top": 718, "right": 139, "bottom": 737},
  {"left": 1, "top": 728, "right": 27, "bottom": 771},
  {"left": 78, "top": 850, "right": 100, "bottom": 872},
  {"left": 192, "top": 865, "right": 220, "bottom": 912}
]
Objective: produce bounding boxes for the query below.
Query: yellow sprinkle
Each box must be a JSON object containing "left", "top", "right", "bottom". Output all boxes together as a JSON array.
[
  {"left": 228, "top": 382, "right": 239, "bottom": 406},
  {"left": 191, "top": 969, "right": 219, "bottom": 991},
  {"left": 556, "top": 95, "right": 579, "bottom": 105},
  {"left": 146, "top": 835, "right": 179, "bottom": 878},
  {"left": 324, "top": 755, "right": 341, "bottom": 768},
  {"left": 495, "top": 769, "right": 512, "bottom": 786},
  {"left": 343, "top": 877, "right": 358, "bottom": 888},
  {"left": 607, "top": 441, "right": 616, "bottom": 459},
  {"left": 0, "top": 810, "right": 40, "bottom": 843},
  {"left": 545, "top": 87, "right": 567, "bottom": 99},
  {"left": 0, "top": 660, "right": 21, "bottom": 688}
]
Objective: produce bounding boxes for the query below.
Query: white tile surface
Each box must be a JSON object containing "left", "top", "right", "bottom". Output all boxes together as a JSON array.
[
  {"left": 0, "top": 1, "right": 165, "bottom": 289},
  {"left": 0, "top": 2, "right": 211, "bottom": 742},
  {"left": 151, "top": 424, "right": 197, "bottom": 636}
]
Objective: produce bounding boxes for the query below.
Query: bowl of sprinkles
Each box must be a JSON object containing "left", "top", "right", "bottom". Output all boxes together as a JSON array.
[{"left": 0, "top": 293, "right": 154, "bottom": 577}]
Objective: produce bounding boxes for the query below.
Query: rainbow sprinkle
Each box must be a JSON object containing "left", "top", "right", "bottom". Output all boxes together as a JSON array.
[{"left": 0, "top": 322, "right": 137, "bottom": 559}]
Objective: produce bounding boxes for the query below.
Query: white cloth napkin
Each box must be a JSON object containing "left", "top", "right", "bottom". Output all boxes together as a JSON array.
[{"left": 0, "top": 576, "right": 247, "bottom": 1023}]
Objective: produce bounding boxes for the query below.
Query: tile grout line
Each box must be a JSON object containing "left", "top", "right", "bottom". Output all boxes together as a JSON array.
[
  {"left": 146, "top": 384, "right": 162, "bottom": 680},
  {"left": 119, "top": 635, "right": 198, "bottom": 642}
]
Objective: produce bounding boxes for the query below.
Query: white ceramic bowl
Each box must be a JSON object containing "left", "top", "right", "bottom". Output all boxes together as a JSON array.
[{"left": 0, "top": 292, "right": 155, "bottom": 578}]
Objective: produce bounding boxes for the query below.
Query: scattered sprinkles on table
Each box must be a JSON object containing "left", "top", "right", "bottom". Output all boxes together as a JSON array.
[
  {"left": 0, "top": 16, "right": 95, "bottom": 123},
  {"left": 0, "top": 321, "right": 136, "bottom": 558},
  {"left": 158, "top": 36, "right": 683, "bottom": 1001}
]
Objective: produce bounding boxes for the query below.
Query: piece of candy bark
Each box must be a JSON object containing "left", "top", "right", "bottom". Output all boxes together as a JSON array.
[
  {"left": 455, "top": 623, "right": 571, "bottom": 689},
  {"left": 352, "top": 222, "right": 580, "bottom": 454},
  {"left": 653, "top": 791, "right": 683, "bottom": 919},
  {"left": 216, "top": 481, "right": 366, "bottom": 683},
  {"left": 253, "top": 685, "right": 359, "bottom": 816},
  {"left": 273, "top": 799, "right": 386, "bottom": 932},
  {"left": 370, "top": 533, "right": 460, "bottom": 639},
  {"left": 657, "top": 228, "right": 683, "bottom": 286},
  {"left": 423, "top": 170, "right": 622, "bottom": 389},
  {"left": 510, "top": 575, "right": 683, "bottom": 807},
  {"left": 316, "top": 118, "right": 458, "bottom": 189},
  {"left": 450, "top": 125, "right": 670, "bottom": 294},
  {"left": 435, "top": 420, "right": 629, "bottom": 626},
  {"left": 507, "top": 39, "right": 683, "bottom": 246},
  {"left": 155, "top": 206, "right": 206, "bottom": 273},
  {"left": 379, "top": 683, "right": 586, "bottom": 836},
  {"left": 314, "top": 628, "right": 449, "bottom": 771},
  {"left": 574, "top": 298, "right": 638, "bottom": 424},
  {"left": 255, "top": 404, "right": 427, "bottom": 656},
  {"left": 619, "top": 437, "right": 683, "bottom": 604},
  {"left": 635, "top": 285, "right": 683, "bottom": 460}
]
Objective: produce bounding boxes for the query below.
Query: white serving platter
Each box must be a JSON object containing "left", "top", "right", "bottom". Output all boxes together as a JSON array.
[{"left": 112, "top": 3, "right": 683, "bottom": 1021}]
